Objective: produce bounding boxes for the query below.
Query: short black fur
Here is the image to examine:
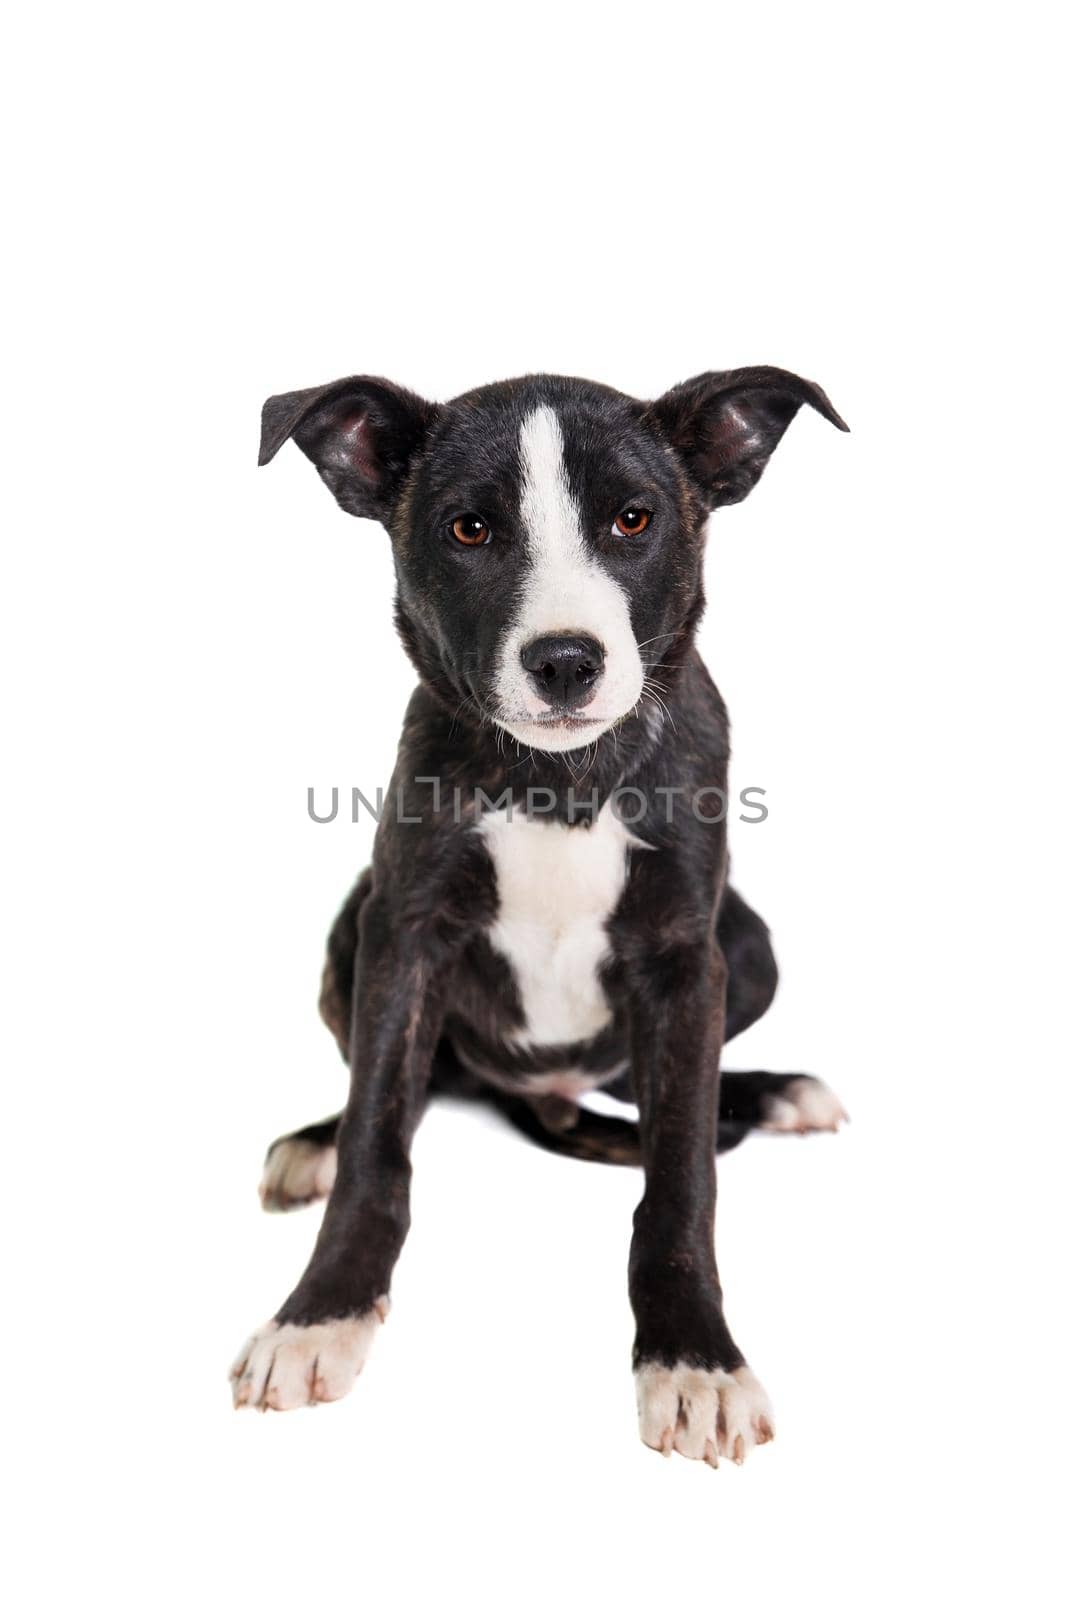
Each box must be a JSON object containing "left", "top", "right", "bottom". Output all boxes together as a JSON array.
[{"left": 235, "top": 365, "right": 848, "bottom": 1453}]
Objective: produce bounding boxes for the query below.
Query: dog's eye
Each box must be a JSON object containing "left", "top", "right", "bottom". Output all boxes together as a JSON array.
[
  {"left": 613, "top": 507, "right": 652, "bottom": 538},
  {"left": 450, "top": 514, "right": 492, "bottom": 547}
]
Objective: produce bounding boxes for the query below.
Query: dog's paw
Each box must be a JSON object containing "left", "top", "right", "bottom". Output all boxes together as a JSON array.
[
  {"left": 229, "top": 1301, "right": 387, "bottom": 1411},
  {"left": 259, "top": 1138, "right": 337, "bottom": 1212},
  {"left": 760, "top": 1075, "right": 848, "bottom": 1134},
  {"left": 636, "top": 1363, "right": 774, "bottom": 1466}
]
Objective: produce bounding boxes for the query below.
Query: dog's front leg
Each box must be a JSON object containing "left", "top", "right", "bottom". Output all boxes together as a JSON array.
[
  {"left": 629, "top": 940, "right": 774, "bottom": 1465},
  {"left": 231, "top": 892, "right": 444, "bottom": 1411}
]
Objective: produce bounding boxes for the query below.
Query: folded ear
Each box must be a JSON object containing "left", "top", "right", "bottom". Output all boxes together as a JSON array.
[
  {"left": 648, "top": 366, "right": 848, "bottom": 508},
  {"left": 258, "top": 375, "right": 439, "bottom": 521}
]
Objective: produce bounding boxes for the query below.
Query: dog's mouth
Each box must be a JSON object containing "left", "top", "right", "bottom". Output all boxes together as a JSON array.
[
  {"left": 492, "top": 707, "right": 620, "bottom": 753},
  {"left": 526, "top": 710, "right": 602, "bottom": 730}
]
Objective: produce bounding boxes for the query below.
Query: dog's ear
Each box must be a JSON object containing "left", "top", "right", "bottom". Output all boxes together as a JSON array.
[
  {"left": 648, "top": 366, "right": 848, "bottom": 508},
  {"left": 258, "top": 376, "right": 439, "bottom": 521}
]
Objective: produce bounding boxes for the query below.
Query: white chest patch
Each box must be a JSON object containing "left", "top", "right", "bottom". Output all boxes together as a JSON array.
[{"left": 479, "top": 805, "right": 634, "bottom": 1051}]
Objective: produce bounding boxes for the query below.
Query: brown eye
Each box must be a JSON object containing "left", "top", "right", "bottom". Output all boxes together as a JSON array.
[
  {"left": 613, "top": 507, "right": 652, "bottom": 538},
  {"left": 451, "top": 514, "right": 491, "bottom": 547}
]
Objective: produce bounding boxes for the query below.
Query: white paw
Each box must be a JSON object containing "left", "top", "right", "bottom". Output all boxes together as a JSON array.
[
  {"left": 760, "top": 1076, "right": 848, "bottom": 1134},
  {"left": 635, "top": 1363, "right": 774, "bottom": 1466},
  {"left": 259, "top": 1139, "right": 337, "bottom": 1211},
  {"left": 229, "top": 1301, "right": 387, "bottom": 1411}
]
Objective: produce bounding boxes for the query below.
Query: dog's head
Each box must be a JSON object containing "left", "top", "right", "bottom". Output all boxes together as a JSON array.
[{"left": 260, "top": 369, "right": 846, "bottom": 752}]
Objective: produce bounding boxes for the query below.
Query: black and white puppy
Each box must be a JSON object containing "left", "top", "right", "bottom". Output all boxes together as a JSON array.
[{"left": 231, "top": 366, "right": 848, "bottom": 1466}]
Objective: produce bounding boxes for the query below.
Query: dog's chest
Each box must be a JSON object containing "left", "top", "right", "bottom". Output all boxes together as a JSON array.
[{"left": 478, "top": 807, "right": 632, "bottom": 1051}]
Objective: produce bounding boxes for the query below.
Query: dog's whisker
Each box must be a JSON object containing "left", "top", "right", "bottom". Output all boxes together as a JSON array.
[{"left": 634, "top": 631, "right": 682, "bottom": 651}]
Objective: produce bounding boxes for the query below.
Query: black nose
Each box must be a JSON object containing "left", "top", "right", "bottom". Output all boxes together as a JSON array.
[{"left": 520, "top": 634, "right": 605, "bottom": 707}]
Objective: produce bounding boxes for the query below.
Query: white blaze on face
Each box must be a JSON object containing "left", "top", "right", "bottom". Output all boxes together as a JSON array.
[{"left": 493, "top": 404, "right": 645, "bottom": 751}]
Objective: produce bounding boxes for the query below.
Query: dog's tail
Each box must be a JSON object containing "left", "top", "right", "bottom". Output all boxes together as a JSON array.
[
  {"left": 486, "top": 1094, "right": 643, "bottom": 1165},
  {"left": 488, "top": 1092, "right": 767, "bottom": 1162}
]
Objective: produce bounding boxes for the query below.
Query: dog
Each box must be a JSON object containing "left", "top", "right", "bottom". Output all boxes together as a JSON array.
[{"left": 230, "top": 366, "right": 848, "bottom": 1465}]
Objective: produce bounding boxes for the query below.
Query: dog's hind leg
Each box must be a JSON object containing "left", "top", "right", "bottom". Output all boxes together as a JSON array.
[
  {"left": 718, "top": 882, "right": 779, "bottom": 1043},
  {"left": 715, "top": 882, "right": 847, "bottom": 1144},
  {"left": 260, "top": 872, "right": 481, "bottom": 1210},
  {"left": 597, "top": 881, "right": 779, "bottom": 1111},
  {"left": 317, "top": 868, "right": 374, "bottom": 1059},
  {"left": 257, "top": 872, "right": 371, "bottom": 1210}
]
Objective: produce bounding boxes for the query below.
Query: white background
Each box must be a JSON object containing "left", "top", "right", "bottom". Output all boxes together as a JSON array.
[{"left": 4, "top": 3, "right": 1063, "bottom": 1596}]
